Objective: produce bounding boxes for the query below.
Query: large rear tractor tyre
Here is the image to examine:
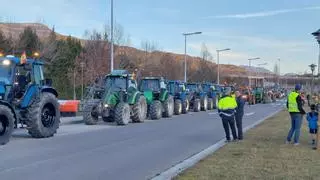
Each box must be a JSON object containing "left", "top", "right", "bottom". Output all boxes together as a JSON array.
[
  {"left": 0, "top": 105, "right": 14, "bottom": 146},
  {"left": 193, "top": 98, "right": 201, "bottom": 112},
  {"left": 201, "top": 96, "right": 208, "bottom": 111},
  {"left": 207, "top": 98, "right": 213, "bottom": 110},
  {"left": 182, "top": 99, "right": 189, "bottom": 114},
  {"left": 174, "top": 99, "right": 182, "bottom": 115},
  {"left": 213, "top": 97, "right": 219, "bottom": 109},
  {"left": 26, "top": 93, "right": 60, "bottom": 138},
  {"left": 150, "top": 100, "right": 162, "bottom": 120},
  {"left": 132, "top": 96, "right": 147, "bottom": 123},
  {"left": 115, "top": 103, "right": 131, "bottom": 125},
  {"left": 83, "top": 102, "right": 100, "bottom": 125},
  {"left": 163, "top": 96, "right": 174, "bottom": 118}
]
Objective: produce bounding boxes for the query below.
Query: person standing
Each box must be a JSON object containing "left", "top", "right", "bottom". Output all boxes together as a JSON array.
[
  {"left": 286, "top": 84, "right": 306, "bottom": 145},
  {"left": 218, "top": 87, "right": 238, "bottom": 142},
  {"left": 235, "top": 90, "right": 245, "bottom": 140}
]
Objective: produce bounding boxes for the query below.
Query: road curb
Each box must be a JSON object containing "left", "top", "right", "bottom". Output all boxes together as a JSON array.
[{"left": 151, "top": 108, "right": 284, "bottom": 180}]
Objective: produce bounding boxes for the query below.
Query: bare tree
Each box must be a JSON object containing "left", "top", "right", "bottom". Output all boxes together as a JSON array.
[
  {"left": 141, "top": 40, "right": 158, "bottom": 53},
  {"left": 200, "top": 42, "right": 213, "bottom": 61}
]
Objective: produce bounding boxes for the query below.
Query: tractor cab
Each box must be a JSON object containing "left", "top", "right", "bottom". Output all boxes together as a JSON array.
[
  {"left": 167, "top": 81, "right": 187, "bottom": 98},
  {"left": 139, "top": 77, "right": 166, "bottom": 103}
]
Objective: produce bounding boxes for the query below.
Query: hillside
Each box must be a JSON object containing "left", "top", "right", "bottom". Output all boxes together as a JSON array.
[{"left": 0, "top": 23, "right": 247, "bottom": 79}]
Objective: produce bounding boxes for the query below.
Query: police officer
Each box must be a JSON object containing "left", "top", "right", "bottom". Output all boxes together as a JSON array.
[
  {"left": 218, "top": 87, "right": 238, "bottom": 142},
  {"left": 286, "top": 84, "right": 306, "bottom": 145}
]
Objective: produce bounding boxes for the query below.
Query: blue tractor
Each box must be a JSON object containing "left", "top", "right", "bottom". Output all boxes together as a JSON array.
[
  {"left": 167, "top": 80, "right": 189, "bottom": 115},
  {"left": 201, "top": 83, "right": 222, "bottom": 109},
  {"left": 186, "top": 83, "right": 207, "bottom": 112},
  {"left": 0, "top": 56, "right": 60, "bottom": 145}
]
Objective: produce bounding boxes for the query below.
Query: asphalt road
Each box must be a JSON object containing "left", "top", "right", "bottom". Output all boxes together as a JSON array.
[{"left": 0, "top": 101, "right": 285, "bottom": 180}]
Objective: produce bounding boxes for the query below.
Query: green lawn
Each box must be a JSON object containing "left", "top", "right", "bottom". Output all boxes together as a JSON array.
[{"left": 175, "top": 110, "right": 320, "bottom": 180}]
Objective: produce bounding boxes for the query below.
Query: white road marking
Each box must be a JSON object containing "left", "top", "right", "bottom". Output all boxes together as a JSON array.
[
  {"left": 208, "top": 112, "right": 217, "bottom": 115},
  {"left": 245, "top": 112, "right": 255, "bottom": 116}
]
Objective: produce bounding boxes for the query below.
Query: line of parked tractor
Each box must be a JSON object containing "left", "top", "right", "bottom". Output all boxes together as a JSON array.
[{"left": 0, "top": 55, "right": 282, "bottom": 146}]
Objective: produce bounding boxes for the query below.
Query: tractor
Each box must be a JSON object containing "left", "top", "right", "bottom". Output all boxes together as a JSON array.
[
  {"left": 254, "top": 87, "right": 264, "bottom": 103},
  {"left": 0, "top": 55, "right": 60, "bottom": 145},
  {"left": 138, "top": 77, "right": 174, "bottom": 120},
  {"left": 167, "top": 80, "right": 189, "bottom": 115},
  {"left": 186, "top": 83, "right": 208, "bottom": 112},
  {"left": 201, "top": 83, "right": 221, "bottom": 109},
  {"left": 81, "top": 70, "right": 147, "bottom": 126}
]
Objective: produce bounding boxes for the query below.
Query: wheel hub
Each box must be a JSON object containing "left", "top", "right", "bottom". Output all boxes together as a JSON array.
[{"left": 41, "top": 104, "right": 56, "bottom": 128}]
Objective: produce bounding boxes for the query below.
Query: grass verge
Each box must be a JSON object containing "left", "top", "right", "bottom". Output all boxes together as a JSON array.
[{"left": 175, "top": 110, "right": 320, "bottom": 180}]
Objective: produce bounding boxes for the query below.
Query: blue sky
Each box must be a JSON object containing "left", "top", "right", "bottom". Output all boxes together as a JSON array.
[{"left": 1, "top": 0, "right": 320, "bottom": 74}]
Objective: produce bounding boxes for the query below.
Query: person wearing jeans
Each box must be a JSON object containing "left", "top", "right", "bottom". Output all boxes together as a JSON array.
[
  {"left": 235, "top": 91, "right": 245, "bottom": 140},
  {"left": 286, "top": 84, "right": 306, "bottom": 145}
]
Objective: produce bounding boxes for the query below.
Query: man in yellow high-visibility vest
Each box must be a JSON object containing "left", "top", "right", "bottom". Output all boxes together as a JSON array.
[
  {"left": 286, "top": 84, "right": 306, "bottom": 145},
  {"left": 218, "top": 87, "right": 238, "bottom": 142}
]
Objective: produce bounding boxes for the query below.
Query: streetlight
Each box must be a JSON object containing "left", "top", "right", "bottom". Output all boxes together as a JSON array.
[
  {"left": 311, "top": 29, "right": 320, "bottom": 75},
  {"left": 216, "top": 48, "right": 231, "bottom": 84},
  {"left": 182, "top": 31, "right": 202, "bottom": 82},
  {"left": 110, "top": 0, "right": 114, "bottom": 72},
  {"left": 248, "top": 57, "right": 260, "bottom": 87},
  {"left": 309, "top": 63, "right": 317, "bottom": 96}
]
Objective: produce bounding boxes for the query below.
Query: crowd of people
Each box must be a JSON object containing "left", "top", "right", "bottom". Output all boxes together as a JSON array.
[{"left": 217, "top": 84, "right": 319, "bottom": 148}]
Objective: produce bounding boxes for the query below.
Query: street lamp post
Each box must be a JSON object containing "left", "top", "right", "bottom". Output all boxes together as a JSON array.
[
  {"left": 312, "top": 29, "right": 320, "bottom": 76},
  {"left": 182, "top": 31, "right": 202, "bottom": 82},
  {"left": 248, "top": 57, "right": 260, "bottom": 87},
  {"left": 309, "top": 63, "right": 317, "bottom": 96},
  {"left": 258, "top": 62, "right": 268, "bottom": 87},
  {"left": 216, "top": 48, "right": 231, "bottom": 84},
  {"left": 110, "top": 0, "right": 114, "bottom": 72}
]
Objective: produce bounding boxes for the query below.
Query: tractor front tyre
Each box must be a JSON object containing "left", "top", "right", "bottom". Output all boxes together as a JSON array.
[
  {"left": 207, "top": 98, "right": 213, "bottom": 110},
  {"left": 193, "top": 99, "right": 201, "bottom": 112},
  {"left": 163, "top": 96, "right": 174, "bottom": 118},
  {"left": 115, "top": 103, "right": 131, "bottom": 125},
  {"left": 174, "top": 99, "right": 182, "bottom": 115},
  {"left": 83, "top": 103, "right": 100, "bottom": 125},
  {"left": 132, "top": 96, "right": 147, "bottom": 123},
  {"left": 201, "top": 96, "right": 208, "bottom": 111},
  {"left": 0, "top": 105, "right": 14, "bottom": 145},
  {"left": 26, "top": 93, "right": 60, "bottom": 138},
  {"left": 182, "top": 99, "right": 189, "bottom": 114},
  {"left": 150, "top": 100, "right": 162, "bottom": 120}
]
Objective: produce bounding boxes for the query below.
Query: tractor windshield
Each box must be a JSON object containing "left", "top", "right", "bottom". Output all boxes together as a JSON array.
[
  {"left": 167, "top": 82, "right": 184, "bottom": 94},
  {"left": 0, "top": 64, "right": 14, "bottom": 84},
  {"left": 202, "top": 85, "right": 210, "bottom": 92},
  {"left": 140, "top": 79, "right": 160, "bottom": 92},
  {"left": 186, "top": 84, "right": 198, "bottom": 92},
  {"left": 105, "top": 76, "right": 127, "bottom": 91}
]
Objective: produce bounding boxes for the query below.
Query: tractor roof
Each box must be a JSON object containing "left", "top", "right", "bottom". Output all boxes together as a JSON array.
[
  {"left": 107, "top": 69, "right": 132, "bottom": 78},
  {"left": 142, "top": 77, "right": 164, "bottom": 80},
  {"left": 0, "top": 56, "right": 44, "bottom": 65}
]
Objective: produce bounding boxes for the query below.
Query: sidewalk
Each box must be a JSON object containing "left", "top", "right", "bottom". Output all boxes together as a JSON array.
[{"left": 175, "top": 110, "right": 320, "bottom": 180}]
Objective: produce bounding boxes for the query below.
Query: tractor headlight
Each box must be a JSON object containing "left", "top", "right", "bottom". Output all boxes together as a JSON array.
[
  {"left": 104, "top": 104, "right": 109, "bottom": 108},
  {"left": 2, "top": 59, "right": 10, "bottom": 66}
]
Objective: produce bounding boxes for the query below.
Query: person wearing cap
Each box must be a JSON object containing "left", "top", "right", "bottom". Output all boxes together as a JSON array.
[
  {"left": 286, "top": 84, "right": 306, "bottom": 145},
  {"left": 218, "top": 87, "right": 238, "bottom": 142}
]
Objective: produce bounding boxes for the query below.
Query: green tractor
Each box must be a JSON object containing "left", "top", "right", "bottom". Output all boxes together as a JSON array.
[
  {"left": 81, "top": 70, "right": 147, "bottom": 126},
  {"left": 139, "top": 77, "right": 174, "bottom": 120},
  {"left": 254, "top": 87, "right": 264, "bottom": 103}
]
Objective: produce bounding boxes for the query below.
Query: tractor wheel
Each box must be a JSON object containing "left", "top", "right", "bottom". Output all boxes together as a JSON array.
[
  {"left": 207, "top": 98, "right": 213, "bottom": 110},
  {"left": 174, "top": 99, "right": 182, "bottom": 115},
  {"left": 132, "top": 96, "right": 147, "bottom": 123},
  {"left": 201, "top": 96, "right": 208, "bottom": 111},
  {"left": 25, "top": 93, "right": 60, "bottom": 138},
  {"left": 115, "top": 103, "right": 131, "bottom": 125},
  {"left": 213, "top": 97, "right": 219, "bottom": 109},
  {"left": 150, "top": 100, "right": 162, "bottom": 120},
  {"left": 163, "top": 96, "right": 174, "bottom": 118},
  {"left": 102, "top": 116, "right": 114, "bottom": 123},
  {"left": 193, "top": 98, "right": 201, "bottom": 112},
  {"left": 0, "top": 105, "right": 14, "bottom": 145},
  {"left": 182, "top": 99, "right": 189, "bottom": 114},
  {"left": 83, "top": 102, "right": 100, "bottom": 125}
]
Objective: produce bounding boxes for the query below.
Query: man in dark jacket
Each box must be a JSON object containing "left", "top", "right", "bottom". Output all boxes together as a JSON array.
[
  {"left": 235, "top": 91, "right": 245, "bottom": 140},
  {"left": 286, "top": 84, "right": 306, "bottom": 145}
]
